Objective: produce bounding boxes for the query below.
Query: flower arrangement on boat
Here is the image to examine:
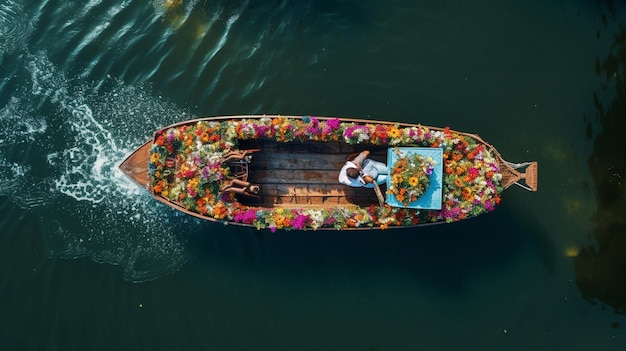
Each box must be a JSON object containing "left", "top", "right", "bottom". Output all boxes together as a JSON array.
[
  {"left": 148, "top": 116, "right": 503, "bottom": 230},
  {"left": 388, "top": 150, "right": 437, "bottom": 206}
]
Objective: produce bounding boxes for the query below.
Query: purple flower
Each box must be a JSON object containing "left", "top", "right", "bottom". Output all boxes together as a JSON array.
[
  {"left": 234, "top": 209, "right": 258, "bottom": 224},
  {"left": 201, "top": 166, "right": 211, "bottom": 179},
  {"left": 291, "top": 213, "right": 309, "bottom": 230},
  {"left": 256, "top": 125, "right": 271, "bottom": 138},
  {"left": 220, "top": 192, "right": 233, "bottom": 202},
  {"left": 485, "top": 200, "right": 494, "bottom": 212},
  {"left": 326, "top": 118, "right": 340, "bottom": 130},
  {"left": 305, "top": 118, "right": 321, "bottom": 135}
]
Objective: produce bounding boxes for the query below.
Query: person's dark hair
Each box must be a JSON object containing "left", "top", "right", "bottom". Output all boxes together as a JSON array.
[{"left": 346, "top": 167, "right": 360, "bottom": 179}]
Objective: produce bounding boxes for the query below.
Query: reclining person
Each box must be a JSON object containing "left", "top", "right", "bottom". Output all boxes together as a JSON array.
[
  {"left": 221, "top": 149, "right": 260, "bottom": 163},
  {"left": 220, "top": 178, "right": 260, "bottom": 196},
  {"left": 338, "top": 150, "right": 388, "bottom": 188}
]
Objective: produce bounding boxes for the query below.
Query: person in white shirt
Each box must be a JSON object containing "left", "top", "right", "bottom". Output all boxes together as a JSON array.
[{"left": 338, "top": 150, "right": 388, "bottom": 188}]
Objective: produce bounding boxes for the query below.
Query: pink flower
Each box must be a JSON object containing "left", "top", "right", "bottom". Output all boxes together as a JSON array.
[
  {"left": 291, "top": 213, "right": 310, "bottom": 230},
  {"left": 326, "top": 118, "right": 340, "bottom": 130}
]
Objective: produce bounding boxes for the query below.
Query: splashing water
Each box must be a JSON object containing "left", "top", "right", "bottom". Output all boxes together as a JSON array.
[{"left": 0, "top": 51, "right": 198, "bottom": 282}]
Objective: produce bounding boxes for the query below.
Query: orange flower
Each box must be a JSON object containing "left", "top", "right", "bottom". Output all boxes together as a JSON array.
[
  {"left": 454, "top": 178, "right": 463, "bottom": 187},
  {"left": 184, "top": 134, "right": 194, "bottom": 146},
  {"left": 462, "top": 187, "right": 473, "bottom": 201},
  {"left": 153, "top": 180, "right": 164, "bottom": 194},
  {"left": 213, "top": 202, "right": 228, "bottom": 219}
]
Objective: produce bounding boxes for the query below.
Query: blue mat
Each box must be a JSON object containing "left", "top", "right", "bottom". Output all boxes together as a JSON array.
[{"left": 385, "top": 147, "right": 443, "bottom": 209}]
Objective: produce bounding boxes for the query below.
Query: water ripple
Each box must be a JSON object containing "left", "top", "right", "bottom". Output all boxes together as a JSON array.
[{"left": 0, "top": 0, "right": 34, "bottom": 55}]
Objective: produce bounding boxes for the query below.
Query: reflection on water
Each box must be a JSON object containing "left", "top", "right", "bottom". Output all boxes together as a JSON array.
[{"left": 575, "top": 2, "right": 626, "bottom": 315}]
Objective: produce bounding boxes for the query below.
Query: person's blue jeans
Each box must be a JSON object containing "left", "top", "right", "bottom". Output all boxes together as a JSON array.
[{"left": 362, "top": 159, "right": 388, "bottom": 186}]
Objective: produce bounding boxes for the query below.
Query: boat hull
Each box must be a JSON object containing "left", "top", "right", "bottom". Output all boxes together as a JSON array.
[{"left": 119, "top": 115, "right": 537, "bottom": 230}]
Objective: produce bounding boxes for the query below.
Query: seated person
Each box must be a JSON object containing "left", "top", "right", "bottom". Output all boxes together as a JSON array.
[{"left": 338, "top": 150, "right": 388, "bottom": 188}]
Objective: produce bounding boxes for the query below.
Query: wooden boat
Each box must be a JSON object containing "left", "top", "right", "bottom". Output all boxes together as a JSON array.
[{"left": 119, "top": 115, "right": 537, "bottom": 231}]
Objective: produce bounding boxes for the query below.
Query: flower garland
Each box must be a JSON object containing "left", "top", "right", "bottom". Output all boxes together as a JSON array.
[
  {"left": 388, "top": 150, "right": 437, "bottom": 206},
  {"left": 148, "top": 116, "right": 503, "bottom": 230}
]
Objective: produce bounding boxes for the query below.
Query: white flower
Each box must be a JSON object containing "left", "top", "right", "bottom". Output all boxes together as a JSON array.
[{"left": 304, "top": 209, "right": 325, "bottom": 229}]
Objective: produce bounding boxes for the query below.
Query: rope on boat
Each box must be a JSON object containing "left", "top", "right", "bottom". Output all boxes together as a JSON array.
[
  {"left": 505, "top": 161, "right": 535, "bottom": 169},
  {"left": 513, "top": 181, "right": 534, "bottom": 191}
]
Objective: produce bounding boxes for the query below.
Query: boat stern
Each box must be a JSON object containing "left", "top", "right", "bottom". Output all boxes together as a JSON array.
[{"left": 119, "top": 140, "right": 152, "bottom": 189}]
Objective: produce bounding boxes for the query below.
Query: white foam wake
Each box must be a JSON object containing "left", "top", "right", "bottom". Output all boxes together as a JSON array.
[{"left": 12, "top": 51, "right": 194, "bottom": 282}]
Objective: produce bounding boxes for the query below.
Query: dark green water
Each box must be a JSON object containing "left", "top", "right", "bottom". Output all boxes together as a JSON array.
[{"left": 1, "top": 0, "right": 625, "bottom": 349}]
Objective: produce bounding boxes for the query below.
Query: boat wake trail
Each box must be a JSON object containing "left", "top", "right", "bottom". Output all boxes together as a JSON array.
[{"left": 0, "top": 51, "right": 196, "bottom": 282}]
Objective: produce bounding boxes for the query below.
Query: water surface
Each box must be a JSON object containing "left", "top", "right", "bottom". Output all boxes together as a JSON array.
[{"left": 1, "top": 0, "right": 625, "bottom": 350}]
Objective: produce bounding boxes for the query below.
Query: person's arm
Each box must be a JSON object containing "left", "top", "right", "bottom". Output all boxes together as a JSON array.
[
  {"left": 350, "top": 150, "right": 370, "bottom": 168},
  {"left": 361, "top": 175, "right": 375, "bottom": 184}
]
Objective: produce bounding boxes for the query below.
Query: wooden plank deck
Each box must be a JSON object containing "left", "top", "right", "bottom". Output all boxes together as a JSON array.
[{"left": 237, "top": 139, "right": 388, "bottom": 208}]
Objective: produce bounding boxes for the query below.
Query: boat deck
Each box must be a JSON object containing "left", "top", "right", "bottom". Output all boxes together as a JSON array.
[{"left": 237, "top": 139, "right": 387, "bottom": 208}]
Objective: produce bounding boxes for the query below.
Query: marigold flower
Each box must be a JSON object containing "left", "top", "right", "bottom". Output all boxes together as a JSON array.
[
  {"left": 388, "top": 127, "right": 401, "bottom": 139},
  {"left": 150, "top": 152, "right": 161, "bottom": 163}
]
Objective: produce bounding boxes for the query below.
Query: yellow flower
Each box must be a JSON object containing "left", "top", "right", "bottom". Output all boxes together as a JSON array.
[
  {"left": 388, "top": 127, "right": 401, "bottom": 139},
  {"left": 408, "top": 176, "right": 419, "bottom": 187},
  {"left": 150, "top": 152, "right": 161, "bottom": 163},
  {"left": 392, "top": 174, "right": 403, "bottom": 184}
]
